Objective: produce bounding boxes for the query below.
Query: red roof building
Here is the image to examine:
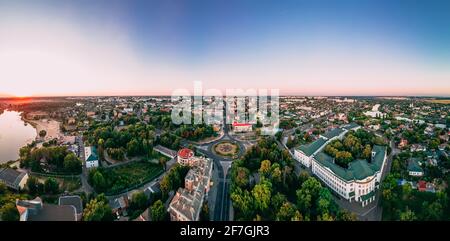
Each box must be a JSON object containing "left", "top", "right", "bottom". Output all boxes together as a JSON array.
[
  {"left": 418, "top": 180, "right": 427, "bottom": 192},
  {"left": 232, "top": 122, "right": 251, "bottom": 127},
  {"left": 178, "top": 148, "right": 194, "bottom": 159}
]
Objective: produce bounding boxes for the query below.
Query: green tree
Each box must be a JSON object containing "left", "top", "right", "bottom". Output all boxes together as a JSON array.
[
  {"left": 399, "top": 208, "right": 416, "bottom": 221},
  {"left": 276, "top": 202, "right": 297, "bottom": 221},
  {"left": 362, "top": 144, "right": 372, "bottom": 159},
  {"left": 252, "top": 179, "right": 272, "bottom": 212},
  {"left": 26, "top": 176, "right": 41, "bottom": 195},
  {"left": 296, "top": 177, "right": 322, "bottom": 218},
  {"left": 92, "top": 171, "right": 107, "bottom": 193},
  {"left": 336, "top": 209, "right": 357, "bottom": 221},
  {"left": 98, "top": 138, "right": 105, "bottom": 161},
  {"left": 1, "top": 203, "right": 20, "bottom": 221},
  {"left": 44, "top": 177, "right": 59, "bottom": 194},
  {"left": 292, "top": 210, "right": 303, "bottom": 221},
  {"left": 422, "top": 201, "right": 444, "bottom": 220},
  {"left": 230, "top": 187, "right": 255, "bottom": 220},
  {"left": 0, "top": 182, "right": 6, "bottom": 194},
  {"left": 130, "top": 191, "right": 148, "bottom": 211},
  {"left": 259, "top": 160, "right": 271, "bottom": 176},
  {"left": 83, "top": 195, "right": 114, "bottom": 221},
  {"left": 159, "top": 157, "right": 167, "bottom": 171},
  {"left": 63, "top": 153, "right": 82, "bottom": 173},
  {"left": 231, "top": 166, "right": 250, "bottom": 188},
  {"left": 39, "top": 130, "right": 47, "bottom": 138},
  {"left": 150, "top": 200, "right": 166, "bottom": 221}
]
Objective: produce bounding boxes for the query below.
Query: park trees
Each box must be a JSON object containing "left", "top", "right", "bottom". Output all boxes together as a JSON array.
[
  {"left": 0, "top": 203, "right": 19, "bottom": 221},
  {"left": 275, "top": 202, "right": 298, "bottom": 221},
  {"left": 63, "top": 153, "right": 82, "bottom": 173},
  {"left": 83, "top": 194, "right": 114, "bottom": 221},
  {"left": 252, "top": 179, "right": 272, "bottom": 212},
  {"left": 151, "top": 200, "right": 166, "bottom": 221},
  {"left": 231, "top": 166, "right": 250, "bottom": 188},
  {"left": 44, "top": 177, "right": 59, "bottom": 195}
]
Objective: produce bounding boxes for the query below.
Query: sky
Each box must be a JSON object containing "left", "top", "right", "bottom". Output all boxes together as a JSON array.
[{"left": 1, "top": 0, "right": 450, "bottom": 97}]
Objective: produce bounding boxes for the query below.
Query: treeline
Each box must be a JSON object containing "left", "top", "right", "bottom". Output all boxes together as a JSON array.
[
  {"left": 230, "top": 137, "right": 356, "bottom": 221},
  {"left": 175, "top": 124, "right": 216, "bottom": 141},
  {"left": 86, "top": 123, "right": 157, "bottom": 161},
  {"left": 381, "top": 174, "right": 450, "bottom": 220},
  {"left": 20, "top": 145, "right": 82, "bottom": 174}
]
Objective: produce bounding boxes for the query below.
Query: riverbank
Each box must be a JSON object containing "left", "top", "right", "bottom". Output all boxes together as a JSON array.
[{"left": 22, "top": 117, "right": 62, "bottom": 141}]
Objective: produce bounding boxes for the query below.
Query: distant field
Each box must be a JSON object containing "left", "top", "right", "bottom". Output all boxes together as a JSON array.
[{"left": 425, "top": 99, "right": 450, "bottom": 104}]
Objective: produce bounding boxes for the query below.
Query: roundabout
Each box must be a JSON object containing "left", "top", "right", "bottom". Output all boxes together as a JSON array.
[{"left": 212, "top": 141, "right": 240, "bottom": 158}]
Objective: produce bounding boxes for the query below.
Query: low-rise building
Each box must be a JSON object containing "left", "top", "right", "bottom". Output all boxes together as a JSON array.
[
  {"left": 0, "top": 168, "right": 29, "bottom": 191},
  {"left": 407, "top": 158, "right": 424, "bottom": 177},
  {"left": 232, "top": 122, "right": 252, "bottom": 132},
  {"left": 84, "top": 146, "right": 99, "bottom": 169},
  {"left": 16, "top": 197, "right": 77, "bottom": 221}
]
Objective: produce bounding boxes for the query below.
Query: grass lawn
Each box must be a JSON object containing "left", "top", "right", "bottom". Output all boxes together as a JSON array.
[
  {"left": 101, "top": 161, "right": 164, "bottom": 195},
  {"left": 32, "top": 174, "right": 82, "bottom": 192}
]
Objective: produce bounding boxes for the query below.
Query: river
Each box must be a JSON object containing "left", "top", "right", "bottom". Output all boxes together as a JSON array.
[{"left": 0, "top": 110, "right": 36, "bottom": 163}]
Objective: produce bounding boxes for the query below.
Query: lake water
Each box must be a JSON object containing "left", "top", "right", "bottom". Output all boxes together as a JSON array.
[{"left": 0, "top": 110, "right": 36, "bottom": 163}]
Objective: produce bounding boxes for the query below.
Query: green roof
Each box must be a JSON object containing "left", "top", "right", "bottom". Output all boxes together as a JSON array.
[
  {"left": 314, "top": 145, "right": 387, "bottom": 182},
  {"left": 296, "top": 138, "right": 327, "bottom": 156},
  {"left": 348, "top": 160, "right": 376, "bottom": 180},
  {"left": 321, "top": 128, "right": 346, "bottom": 140},
  {"left": 86, "top": 146, "right": 98, "bottom": 162},
  {"left": 407, "top": 158, "right": 423, "bottom": 173},
  {"left": 342, "top": 123, "right": 360, "bottom": 131}
]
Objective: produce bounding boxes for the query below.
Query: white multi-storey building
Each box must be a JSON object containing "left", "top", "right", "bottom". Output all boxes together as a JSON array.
[
  {"left": 311, "top": 145, "right": 387, "bottom": 207},
  {"left": 293, "top": 123, "right": 385, "bottom": 207}
]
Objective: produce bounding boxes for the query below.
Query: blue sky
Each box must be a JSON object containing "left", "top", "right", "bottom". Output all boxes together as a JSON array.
[{"left": 1, "top": 0, "right": 450, "bottom": 96}]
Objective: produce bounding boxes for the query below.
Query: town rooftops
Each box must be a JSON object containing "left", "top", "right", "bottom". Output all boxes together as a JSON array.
[
  {"left": 320, "top": 128, "right": 346, "bottom": 140},
  {"left": 296, "top": 138, "right": 327, "bottom": 157},
  {"left": 232, "top": 122, "right": 252, "bottom": 127},
  {"left": 0, "top": 168, "right": 27, "bottom": 190},
  {"left": 178, "top": 148, "right": 194, "bottom": 159},
  {"left": 314, "top": 145, "right": 387, "bottom": 182}
]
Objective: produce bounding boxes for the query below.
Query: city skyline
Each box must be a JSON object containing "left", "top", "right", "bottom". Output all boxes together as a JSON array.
[{"left": 1, "top": 0, "right": 450, "bottom": 97}]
